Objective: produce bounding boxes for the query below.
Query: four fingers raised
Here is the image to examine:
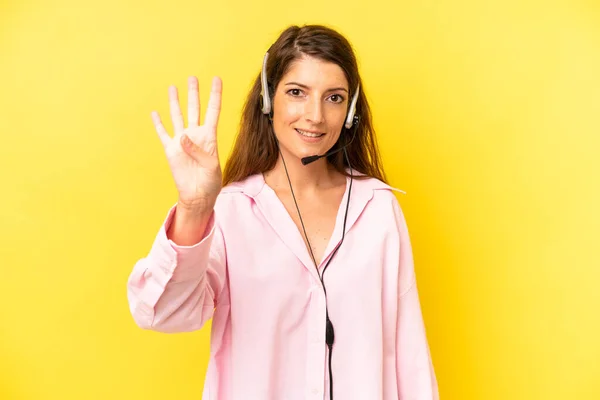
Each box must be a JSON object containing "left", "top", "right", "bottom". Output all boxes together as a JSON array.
[{"left": 152, "top": 76, "right": 222, "bottom": 147}]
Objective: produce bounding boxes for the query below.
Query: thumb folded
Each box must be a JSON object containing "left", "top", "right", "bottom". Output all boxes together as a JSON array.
[{"left": 181, "top": 134, "right": 200, "bottom": 159}]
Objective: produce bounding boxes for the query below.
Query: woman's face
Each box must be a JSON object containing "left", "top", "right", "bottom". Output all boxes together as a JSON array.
[{"left": 271, "top": 55, "right": 349, "bottom": 164}]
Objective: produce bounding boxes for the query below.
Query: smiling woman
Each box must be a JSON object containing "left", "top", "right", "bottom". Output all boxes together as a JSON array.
[{"left": 126, "top": 24, "right": 439, "bottom": 400}]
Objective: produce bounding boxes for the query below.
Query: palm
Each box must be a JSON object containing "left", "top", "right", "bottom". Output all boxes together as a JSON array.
[{"left": 152, "top": 76, "right": 223, "bottom": 208}]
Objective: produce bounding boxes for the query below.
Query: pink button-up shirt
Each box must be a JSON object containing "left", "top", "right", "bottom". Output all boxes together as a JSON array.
[{"left": 127, "top": 171, "right": 438, "bottom": 400}]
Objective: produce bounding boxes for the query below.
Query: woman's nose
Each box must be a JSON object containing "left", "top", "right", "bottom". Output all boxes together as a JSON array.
[{"left": 304, "top": 97, "right": 324, "bottom": 124}]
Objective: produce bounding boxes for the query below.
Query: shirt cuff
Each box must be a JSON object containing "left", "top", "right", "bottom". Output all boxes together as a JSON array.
[{"left": 147, "top": 203, "right": 217, "bottom": 282}]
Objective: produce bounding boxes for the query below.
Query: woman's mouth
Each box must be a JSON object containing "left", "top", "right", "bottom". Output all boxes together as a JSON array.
[{"left": 295, "top": 128, "right": 325, "bottom": 140}]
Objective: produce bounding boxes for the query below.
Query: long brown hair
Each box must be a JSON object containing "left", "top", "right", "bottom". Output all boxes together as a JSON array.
[{"left": 222, "top": 24, "right": 387, "bottom": 186}]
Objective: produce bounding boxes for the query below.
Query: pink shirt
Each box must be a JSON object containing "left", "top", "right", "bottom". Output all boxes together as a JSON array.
[{"left": 127, "top": 171, "right": 439, "bottom": 400}]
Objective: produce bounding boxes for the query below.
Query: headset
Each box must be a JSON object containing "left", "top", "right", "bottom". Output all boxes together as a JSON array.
[{"left": 260, "top": 50, "right": 359, "bottom": 400}]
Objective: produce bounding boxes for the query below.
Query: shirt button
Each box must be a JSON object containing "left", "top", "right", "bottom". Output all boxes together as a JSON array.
[{"left": 312, "top": 388, "right": 319, "bottom": 395}]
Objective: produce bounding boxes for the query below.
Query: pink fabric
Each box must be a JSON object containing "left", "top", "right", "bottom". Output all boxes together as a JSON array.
[{"left": 127, "top": 171, "right": 438, "bottom": 399}]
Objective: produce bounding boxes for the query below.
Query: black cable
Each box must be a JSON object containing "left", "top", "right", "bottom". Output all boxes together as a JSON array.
[{"left": 279, "top": 135, "right": 355, "bottom": 400}]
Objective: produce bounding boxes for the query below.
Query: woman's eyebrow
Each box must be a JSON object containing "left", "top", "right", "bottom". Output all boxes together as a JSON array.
[{"left": 284, "top": 82, "right": 348, "bottom": 93}]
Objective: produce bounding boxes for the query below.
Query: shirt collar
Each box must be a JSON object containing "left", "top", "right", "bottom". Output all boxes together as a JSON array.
[
  {"left": 223, "top": 168, "right": 406, "bottom": 198},
  {"left": 220, "top": 169, "right": 405, "bottom": 275}
]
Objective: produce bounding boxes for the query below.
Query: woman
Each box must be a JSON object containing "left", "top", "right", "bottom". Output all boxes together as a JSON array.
[{"left": 127, "top": 24, "right": 439, "bottom": 400}]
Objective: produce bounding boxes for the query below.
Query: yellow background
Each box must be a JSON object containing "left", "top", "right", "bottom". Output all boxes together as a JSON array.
[{"left": 1, "top": 0, "right": 599, "bottom": 399}]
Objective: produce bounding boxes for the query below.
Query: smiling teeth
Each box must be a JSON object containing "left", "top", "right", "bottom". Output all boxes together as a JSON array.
[{"left": 297, "top": 129, "right": 323, "bottom": 138}]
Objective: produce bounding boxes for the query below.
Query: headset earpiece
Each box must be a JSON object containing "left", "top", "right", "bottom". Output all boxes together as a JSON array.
[
  {"left": 344, "top": 84, "right": 360, "bottom": 129},
  {"left": 260, "top": 52, "right": 272, "bottom": 115}
]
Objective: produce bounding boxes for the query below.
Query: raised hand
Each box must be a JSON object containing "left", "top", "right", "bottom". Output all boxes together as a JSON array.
[{"left": 151, "top": 76, "right": 223, "bottom": 212}]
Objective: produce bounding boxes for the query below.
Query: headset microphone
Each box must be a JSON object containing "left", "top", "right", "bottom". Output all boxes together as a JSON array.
[{"left": 300, "top": 154, "right": 323, "bottom": 166}]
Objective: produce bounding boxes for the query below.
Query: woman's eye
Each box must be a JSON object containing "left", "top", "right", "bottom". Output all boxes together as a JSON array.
[
  {"left": 288, "top": 89, "right": 302, "bottom": 96},
  {"left": 329, "top": 94, "right": 344, "bottom": 103}
]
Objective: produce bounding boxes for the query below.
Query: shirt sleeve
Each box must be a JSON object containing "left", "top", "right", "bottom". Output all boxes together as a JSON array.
[
  {"left": 126, "top": 203, "right": 227, "bottom": 333},
  {"left": 393, "top": 199, "right": 440, "bottom": 399}
]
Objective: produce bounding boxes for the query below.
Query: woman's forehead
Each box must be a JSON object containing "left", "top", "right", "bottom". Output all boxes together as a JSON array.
[{"left": 281, "top": 56, "right": 348, "bottom": 90}]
